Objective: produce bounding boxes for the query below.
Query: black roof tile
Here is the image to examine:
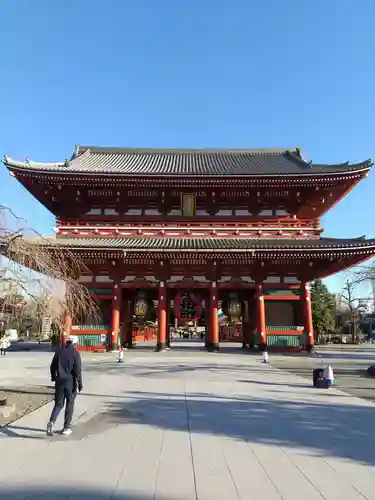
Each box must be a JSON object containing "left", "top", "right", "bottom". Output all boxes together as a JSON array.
[
  {"left": 28, "top": 236, "right": 375, "bottom": 252},
  {"left": 3, "top": 147, "right": 372, "bottom": 177}
]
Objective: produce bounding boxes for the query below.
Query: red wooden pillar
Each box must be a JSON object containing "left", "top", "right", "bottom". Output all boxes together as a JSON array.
[
  {"left": 110, "top": 282, "right": 121, "bottom": 351},
  {"left": 208, "top": 281, "right": 219, "bottom": 352},
  {"left": 204, "top": 293, "right": 210, "bottom": 348},
  {"left": 242, "top": 299, "right": 250, "bottom": 349},
  {"left": 256, "top": 283, "right": 266, "bottom": 349},
  {"left": 125, "top": 299, "right": 133, "bottom": 348},
  {"left": 157, "top": 281, "right": 167, "bottom": 351},
  {"left": 301, "top": 282, "right": 314, "bottom": 351}
]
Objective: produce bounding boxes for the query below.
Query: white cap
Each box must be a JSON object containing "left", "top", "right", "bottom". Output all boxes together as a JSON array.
[{"left": 67, "top": 335, "right": 78, "bottom": 345}]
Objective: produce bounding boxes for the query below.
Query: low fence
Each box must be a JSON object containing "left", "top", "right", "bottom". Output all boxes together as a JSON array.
[
  {"left": 71, "top": 325, "right": 110, "bottom": 351},
  {"left": 69, "top": 324, "right": 306, "bottom": 350},
  {"left": 266, "top": 325, "right": 304, "bottom": 349}
]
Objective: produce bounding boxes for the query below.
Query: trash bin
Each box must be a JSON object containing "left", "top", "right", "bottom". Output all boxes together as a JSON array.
[{"left": 313, "top": 368, "right": 324, "bottom": 387}]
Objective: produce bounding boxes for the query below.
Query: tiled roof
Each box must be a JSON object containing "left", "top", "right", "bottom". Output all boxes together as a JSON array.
[
  {"left": 27, "top": 236, "right": 375, "bottom": 252},
  {"left": 3, "top": 146, "right": 372, "bottom": 177}
]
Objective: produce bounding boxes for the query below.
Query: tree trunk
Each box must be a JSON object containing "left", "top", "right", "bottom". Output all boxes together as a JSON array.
[{"left": 351, "top": 317, "right": 357, "bottom": 344}]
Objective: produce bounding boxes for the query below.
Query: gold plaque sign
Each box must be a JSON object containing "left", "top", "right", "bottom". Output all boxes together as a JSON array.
[{"left": 181, "top": 194, "right": 196, "bottom": 217}]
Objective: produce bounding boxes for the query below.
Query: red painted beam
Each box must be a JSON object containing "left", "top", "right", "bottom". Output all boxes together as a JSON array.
[
  {"left": 264, "top": 295, "right": 300, "bottom": 301},
  {"left": 266, "top": 330, "right": 303, "bottom": 335}
]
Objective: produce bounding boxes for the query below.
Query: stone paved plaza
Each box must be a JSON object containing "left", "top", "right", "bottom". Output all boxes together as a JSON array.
[{"left": 1, "top": 343, "right": 375, "bottom": 499}]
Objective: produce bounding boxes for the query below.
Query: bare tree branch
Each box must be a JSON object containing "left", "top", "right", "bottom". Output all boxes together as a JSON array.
[
  {"left": 0, "top": 204, "right": 99, "bottom": 336},
  {"left": 354, "top": 259, "right": 375, "bottom": 284}
]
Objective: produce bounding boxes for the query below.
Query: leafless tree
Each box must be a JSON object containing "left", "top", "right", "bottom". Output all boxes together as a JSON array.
[
  {"left": 0, "top": 204, "right": 99, "bottom": 338},
  {"left": 352, "top": 260, "right": 375, "bottom": 317},
  {"left": 355, "top": 260, "right": 375, "bottom": 284},
  {"left": 340, "top": 278, "right": 367, "bottom": 343}
]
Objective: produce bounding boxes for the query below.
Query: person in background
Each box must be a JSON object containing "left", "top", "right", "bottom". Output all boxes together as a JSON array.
[
  {"left": 46, "top": 335, "right": 83, "bottom": 436},
  {"left": 0, "top": 334, "right": 10, "bottom": 355}
]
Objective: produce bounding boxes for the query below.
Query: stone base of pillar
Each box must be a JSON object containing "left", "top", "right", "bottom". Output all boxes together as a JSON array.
[
  {"left": 204, "top": 327, "right": 208, "bottom": 348},
  {"left": 306, "top": 343, "right": 314, "bottom": 353},
  {"left": 156, "top": 342, "right": 167, "bottom": 352},
  {"left": 207, "top": 342, "right": 219, "bottom": 352},
  {"left": 111, "top": 344, "right": 118, "bottom": 352},
  {"left": 125, "top": 341, "right": 134, "bottom": 349}
]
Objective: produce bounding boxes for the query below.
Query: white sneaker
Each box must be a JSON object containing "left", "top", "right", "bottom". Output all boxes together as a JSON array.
[
  {"left": 61, "top": 428, "right": 72, "bottom": 436},
  {"left": 46, "top": 422, "right": 54, "bottom": 436}
]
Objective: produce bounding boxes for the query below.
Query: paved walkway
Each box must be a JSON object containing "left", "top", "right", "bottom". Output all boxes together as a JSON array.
[{"left": 1, "top": 344, "right": 375, "bottom": 499}]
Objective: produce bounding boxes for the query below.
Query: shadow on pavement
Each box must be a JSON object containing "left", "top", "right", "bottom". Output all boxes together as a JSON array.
[
  {"left": 4, "top": 351, "right": 375, "bottom": 469},
  {"left": 84, "top": 360, "right": 277, "bottom": 378},
  {"left": 125, "top": 343, "right": 255, "bottom": 355},
  {"left": 4, "top": 387, "right": 375, "bottom": 466},
  {"left": 314, "top": 352, "right": 375, "bottom": 361},
  {"left": 95, "top": 389, "right": 375, "bottom": 467},
  {"left": 0, "top": 487, "right": 180, "bottom": 499},
  {"left": 8, "top": 342, "right": 53, "bottom": 353},
  {"left": 237, "top": 379, "right": 311, "bottom": 388}
]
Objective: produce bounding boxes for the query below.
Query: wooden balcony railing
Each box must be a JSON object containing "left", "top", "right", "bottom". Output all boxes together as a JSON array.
[
  {"left": 72, "top": 324, "right": 109, "bottom": 331},
  {"left": 266, "top": 325, "right": 304, "bottom": 331}
]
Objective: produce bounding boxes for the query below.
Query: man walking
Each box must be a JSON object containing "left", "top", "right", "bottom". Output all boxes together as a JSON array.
[{"left": 46, "top": 335, "right": 83, "bottom": 436}]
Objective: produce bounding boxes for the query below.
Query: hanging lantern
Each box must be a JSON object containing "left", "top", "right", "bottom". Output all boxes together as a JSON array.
[
  {"left": 222, "top": 292, "right": 243, "bottom": 322},
  {"left": 134, "top": 291, "right": 148, "bottom": 319},
  {"left": 174, "top": 291, "right": 202, "bottom": 322}
]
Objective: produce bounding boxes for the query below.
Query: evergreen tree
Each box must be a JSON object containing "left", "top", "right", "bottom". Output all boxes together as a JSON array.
[{"left": 311, "top": 279, "right": 336, "bottom": 343}]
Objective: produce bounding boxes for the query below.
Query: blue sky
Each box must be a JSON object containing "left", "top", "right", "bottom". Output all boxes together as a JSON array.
[{"left": 0, "top": 0, "right": 374, "bottom": 297}]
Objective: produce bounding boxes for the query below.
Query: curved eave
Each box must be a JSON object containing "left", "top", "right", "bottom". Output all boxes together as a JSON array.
[
  {"left": 15, "top": 236, "right": 375, "bottom": 255},
  {"left": 3, "top": 156, "right": 66, "bottom": 170},
  {"left": 3, "top": 156, "right": 373, "bottom": 179}
]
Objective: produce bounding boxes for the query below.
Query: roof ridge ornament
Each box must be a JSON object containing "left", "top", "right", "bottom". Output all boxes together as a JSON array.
[
  {"left": 285, "top": 149, "right": 312, "bottom": 167},
  {"left": 296, "top": 147, "right": 312, "bottom": 164}
]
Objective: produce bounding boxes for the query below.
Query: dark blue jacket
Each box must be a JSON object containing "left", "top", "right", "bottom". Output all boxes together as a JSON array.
[{"left": 50, "top": 343, "right": 82, "bottom": 391}]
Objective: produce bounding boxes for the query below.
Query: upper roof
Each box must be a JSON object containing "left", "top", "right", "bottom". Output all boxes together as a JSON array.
[{"left": 3, "top": 146, "right": 372, "bottom": 177}]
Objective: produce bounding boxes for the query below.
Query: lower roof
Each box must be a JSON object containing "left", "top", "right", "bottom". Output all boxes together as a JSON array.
[{"left": 28, "top": 236, "right": 375, "bottom": 252}]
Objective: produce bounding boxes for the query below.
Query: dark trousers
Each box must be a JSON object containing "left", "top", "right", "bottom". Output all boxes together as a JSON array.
[{"left": 49, "top": 381, "right": 77, "bottom": 429}]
